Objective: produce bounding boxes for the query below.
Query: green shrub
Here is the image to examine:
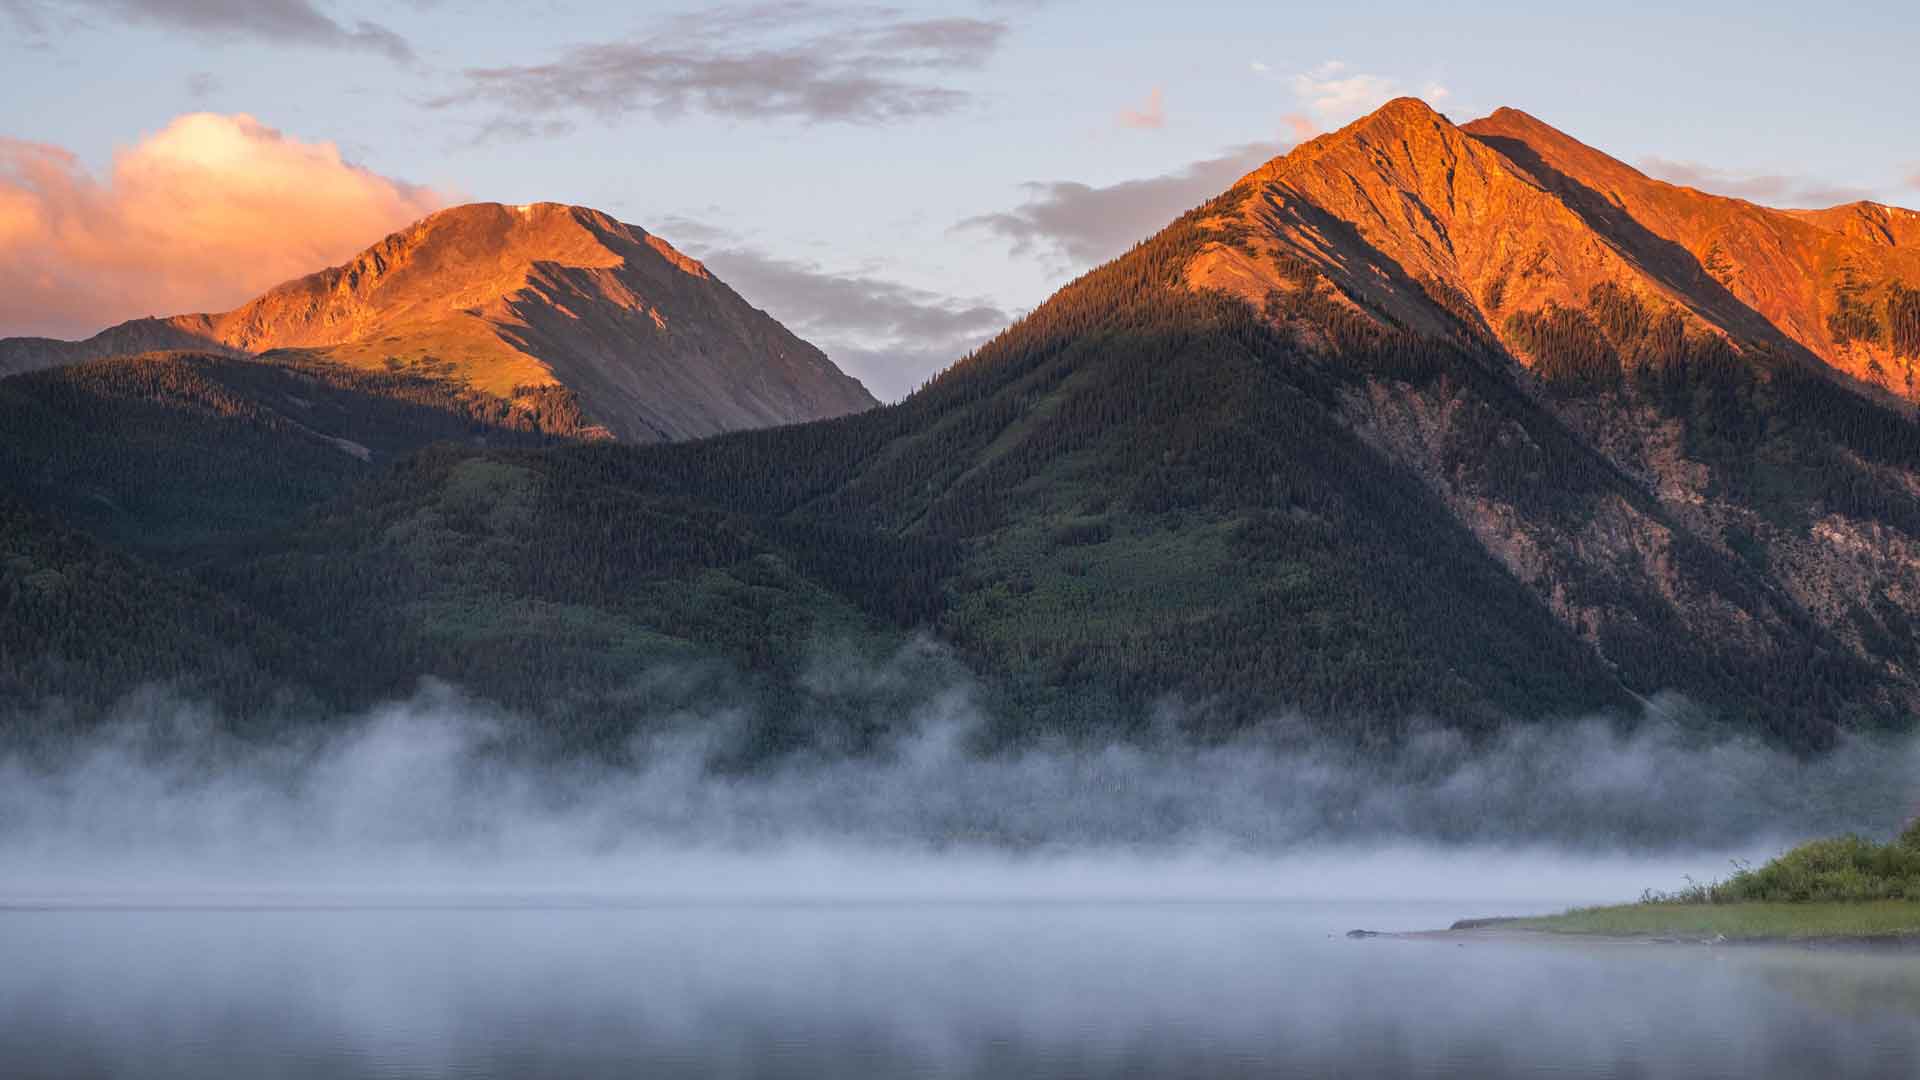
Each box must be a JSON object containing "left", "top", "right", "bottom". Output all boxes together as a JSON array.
[{"left": 1667, "top": 827, "right": 1920, "bottom": 904}]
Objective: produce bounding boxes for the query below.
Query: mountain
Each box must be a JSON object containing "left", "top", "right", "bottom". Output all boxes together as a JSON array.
[
  {"left": 1466, "top": 107, "right": 1920, "bottom": 395},
  {"left": 1193, "top": 98, "right": 1920, "bottom": 396},
  {"left": 0, "top": 203, "right": 878, "bottom": 441},
  {"left": 4, "top": 101, "right": 1919, "bottom": 755}
]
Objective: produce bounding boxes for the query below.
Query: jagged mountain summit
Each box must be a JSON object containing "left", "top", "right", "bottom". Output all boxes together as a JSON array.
[
  {"left": 1193, "top": 97, "right": 1920, "bottom": 398},
  {"left": 0, "top": 202, "right": 877, "bottom": 441}
]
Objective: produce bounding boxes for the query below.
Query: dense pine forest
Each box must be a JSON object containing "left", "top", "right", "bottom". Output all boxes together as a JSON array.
[{"left": 5, "top": 187, "right": 1920, "bottom": 757}]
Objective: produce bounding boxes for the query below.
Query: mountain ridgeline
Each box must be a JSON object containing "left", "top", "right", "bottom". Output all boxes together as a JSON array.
[
  {"left": 4, "top": 100, "right": 1919, "bottom": 754},
  {"left": 0, "top": 202, "right": 878, "bottom": 441}
]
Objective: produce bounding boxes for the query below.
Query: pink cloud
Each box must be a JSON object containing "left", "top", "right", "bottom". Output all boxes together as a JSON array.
[
  {"left": 1118, "top": 87, "right": 1166, "bottom": 130},
  {"left": 0, "top": 114, "right": 450, "bottom": 339},
  {"left": 1283, "top": 113, "right": 1318, "bottom": 141}
]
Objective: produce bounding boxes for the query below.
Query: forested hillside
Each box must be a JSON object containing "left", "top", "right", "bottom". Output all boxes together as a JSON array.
[
  {"left": 4, "top": 100, "right": 1918, "bottom": 754},
  {"left": 0, "top": 351, "right": 583, "bottom": 559}
]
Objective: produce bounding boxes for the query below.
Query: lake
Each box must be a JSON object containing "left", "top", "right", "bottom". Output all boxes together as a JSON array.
[{"left": 3, "top": 888, "right": 1917, "bottom": 1078}]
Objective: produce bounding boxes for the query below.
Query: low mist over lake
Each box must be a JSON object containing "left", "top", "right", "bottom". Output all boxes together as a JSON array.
[{"left": 7, "top": 896, "right": 1920, "bottom": 1079}]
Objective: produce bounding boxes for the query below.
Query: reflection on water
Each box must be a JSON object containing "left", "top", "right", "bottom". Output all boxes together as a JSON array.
[{"left": 2, "top": 899, "right": 1917, "bottom": 1079}]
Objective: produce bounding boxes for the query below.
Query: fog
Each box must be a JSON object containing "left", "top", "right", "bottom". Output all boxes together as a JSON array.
[
  {"left": 3, "top": 648, "right": 1915, "bottom": 904},
  {"left": 10, "top": 900, "right": 1920, "bottom": 1079},
  {"left": 7, "top": 657, "right": 1920, "bottom": 1077}
]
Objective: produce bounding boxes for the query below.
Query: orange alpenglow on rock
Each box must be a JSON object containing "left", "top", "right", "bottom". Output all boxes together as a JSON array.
[
  {"left": 1186, "top": 97, "right": 1920, "bottom": 399},
  {"left": 1, "top": 201, "right": 878, "bottom": 441}
]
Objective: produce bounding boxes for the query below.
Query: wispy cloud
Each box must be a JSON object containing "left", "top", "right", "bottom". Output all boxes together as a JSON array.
[
  {"left": 1287, "top": 60, "right": 1449, "bottom": 127},
  {"left": 431, "top": 2, "right": 1008, "bottom": 133},
  {"left": 1639, "top": 155, "right": 1876, "bottom": 208},
  {"left": 1, "top": 0, "right": 46, "bottom": 33},
  {"left": 0, "top": 114, "right": 447, "bottom": 339},
  {"left": 958, "top": 141, "right": 1284, "bottom": 270},
  {"left": 1117, "top": 86, "right": 1165, "bottom": 130},
  {"left": 660, "top": 218, "right": 1011, "bottom": 400},
  {"left": 14, "top": 0, "right": 413, "bottom": 60}
]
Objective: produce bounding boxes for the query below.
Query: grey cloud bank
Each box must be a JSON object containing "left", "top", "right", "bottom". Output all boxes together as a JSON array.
[
  {"left": 17, "top": 0, "right": 414, "bottom": 60},
  {"left": 659, "top": 218, "right": 1012, "bottom": 399},
  {"left": 1638, "top": 155, "right": 1877, "bottom": 208},
  {"left": 435, "top": 3, "right": 1008, "bottom": 130},
  {"left": 961, "top": 141, "right": 1284, "bottom": 269}
]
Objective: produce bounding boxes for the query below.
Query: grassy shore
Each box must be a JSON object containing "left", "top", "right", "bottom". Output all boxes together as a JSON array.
[
  {"left": 1505, "top": 900, "right": 1920, "bottom": 941},
  {"left": 1460, "top": 820, "right": 1920, "bottom": 943}
]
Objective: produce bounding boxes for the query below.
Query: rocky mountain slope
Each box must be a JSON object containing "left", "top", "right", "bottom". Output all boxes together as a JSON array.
[
  {"left": 1193, "top": 98, "right": 1920, "bottom": 397},
  {"left": 0, "top": 203, "right": 877, "bottom": 441},
  {"left": 5, "top": 101, "right": 1918, "bottom": 755},
  {"left": 1181, "top": 98, "right": 1920, "bottom": 738}
]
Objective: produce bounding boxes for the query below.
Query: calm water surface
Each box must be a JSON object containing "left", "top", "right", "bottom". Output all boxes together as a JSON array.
[{"left": 2, "top": 897, "right": 1917, "bottom": 1078}]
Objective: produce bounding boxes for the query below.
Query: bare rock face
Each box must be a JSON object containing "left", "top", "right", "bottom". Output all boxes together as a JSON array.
[
  {"left": 1190, "top": 98, "right": 1920, "bottom": 399},
  {"left": 1177, "top": 98, "right": 1920, "bottom": 724},
  {"left": 0, "top": 203, "right": 877, "bottom": 441}
]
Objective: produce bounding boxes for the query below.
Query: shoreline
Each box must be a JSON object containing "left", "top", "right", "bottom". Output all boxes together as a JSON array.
[{"left": 1344, "top": 907, "right": 1920, "bottom": 951}]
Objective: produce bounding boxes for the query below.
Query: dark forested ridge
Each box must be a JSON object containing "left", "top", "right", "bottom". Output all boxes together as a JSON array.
[
  {"left": 5, "top": 102, "right": 1920, "bottom": 755},
  {"left": 0, "top": 350, "right": 586, "bottom": 560}
]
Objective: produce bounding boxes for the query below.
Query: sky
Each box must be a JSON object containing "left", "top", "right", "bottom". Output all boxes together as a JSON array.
[{"left": 3, "top": 0, "right": 1918, "bottom": 399}]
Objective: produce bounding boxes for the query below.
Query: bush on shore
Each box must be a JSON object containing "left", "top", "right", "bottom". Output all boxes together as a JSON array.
[{"left": 1653, "top": 817, "right": 1920, "bottom": 904}]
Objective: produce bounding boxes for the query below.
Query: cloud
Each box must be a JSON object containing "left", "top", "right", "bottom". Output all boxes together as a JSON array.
[
  {"left": 1290, "top": 62, "right": 1395, "bottom": 123},
  {"left": 18, "top": 0, "right": 413, "bottom": 59},
  {"left": 1638, "top": 155, "right": 1877, "bottom": 209},
  {"left": 0, "top": 0, "right": 48, "bottom": 33},
  {"left": 1282, "top": 113, "right": 1317, "bottom": 141},
  {"left": 959, "top": 141, "right": 1285, "bottom": 270},
  {"left": 432, "top": 3, "right": 1008, "bottom": 131},
  {"left": 0, "top": 113, "right": 449, "bottom": 339},
  {"left": 659, "top": 218, "right": 1012, "bottom": 400},
  {"left": 184, "top": 70, "right": 218, "bottom": 98},
  {"left": 1903, "top": 169, "right": 1920, "bottom": 191},
  {"left": 1117, "top": 87, "right": 1165, "bottom": 130},
  {"left": 1282, "top": 61, "right": 1448, "bottom": 127}
]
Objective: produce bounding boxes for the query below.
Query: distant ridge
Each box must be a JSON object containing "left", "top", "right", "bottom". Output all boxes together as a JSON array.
[{"left": 0, "top": 202, "right": 878, "bottom": 441}]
